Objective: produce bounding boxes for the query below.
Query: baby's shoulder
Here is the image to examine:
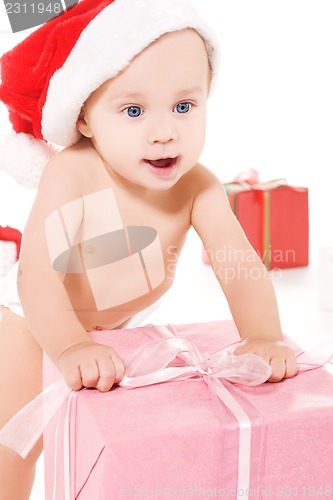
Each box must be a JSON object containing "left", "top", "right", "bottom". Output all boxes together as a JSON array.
[
  {"left": 38, "top": 140, "right": 100, "bottom": 203},
  {"left": 40, "top": 141, "right": 89, "bottom": 183},
  {"left": 178, "top": 162, "right": 222, "bottom": 196}
]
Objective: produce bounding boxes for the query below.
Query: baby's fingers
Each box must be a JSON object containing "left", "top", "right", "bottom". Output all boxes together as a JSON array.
[
  {"left": 112, "top": 352, "right": 126, "bottom": 384},
  {"left": 284, "top": 352, "right": 298, "bottom": 379},
  {"left": 64, "top": 365, "right": 84, "bottom": 391},
  {"left": 95, "top": 356, "right": 117, "bottom": 392},
  {"left": 268, "top": 352, "right": 298, "bottom": 383},
  {"left": 58, "top": 342, "right": 126, "bottom": 392},
  {"left": 95, "top": 352, "right": 125, "bottom": 392},
  {"left": 80, "top": 357, "right": 100, "bottom": 389},
  {"left": 268, "top": 355, "right": 287, "bottom": 382}
]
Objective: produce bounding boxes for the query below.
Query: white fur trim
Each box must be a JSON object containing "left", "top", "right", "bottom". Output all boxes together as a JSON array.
[
  {"left": 0, "top": 132, "right": 57, "bottom": 189},
  {"left": 42, "top": 0, "right": 220, "bottom": 146}
]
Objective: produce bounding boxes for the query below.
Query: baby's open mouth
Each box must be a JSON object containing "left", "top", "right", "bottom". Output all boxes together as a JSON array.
[{"left": 144, "top": 157, "right": 177, "bottom": 168}]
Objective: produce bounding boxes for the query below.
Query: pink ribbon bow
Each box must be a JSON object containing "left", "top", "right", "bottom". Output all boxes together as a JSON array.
[
  {"left": 121, "top": 327, "right": 272, "bottom": 387},
  {"left": 119, "top": 325, "right": 273, "bottom": 500}
]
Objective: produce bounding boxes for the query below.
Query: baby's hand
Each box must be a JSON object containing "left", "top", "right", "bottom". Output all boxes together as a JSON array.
[
  {"left": 57, "top": 341, "right": 126, "bottom": 392},
  {"left": 233, "top": 337, "right": 298, "bottom": 382}
]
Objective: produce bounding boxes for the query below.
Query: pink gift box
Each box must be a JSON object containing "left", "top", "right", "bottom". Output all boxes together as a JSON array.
[{"left": 42, "top": 321, "right": 333, "bottom": 499}]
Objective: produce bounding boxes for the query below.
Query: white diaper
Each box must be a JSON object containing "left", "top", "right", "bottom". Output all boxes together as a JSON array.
[
  {"left": 0, "top": 260, "right": 161, "bottom": 327},
  {"left": 0, "top": 260, "right": 23, "bottom": 317}
]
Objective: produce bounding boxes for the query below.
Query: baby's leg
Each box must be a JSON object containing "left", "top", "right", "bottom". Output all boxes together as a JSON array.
[{"left": 0, "top": 306, "right": 43, "bottom": 500}]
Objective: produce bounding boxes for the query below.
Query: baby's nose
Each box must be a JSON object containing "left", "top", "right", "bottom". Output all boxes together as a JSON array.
[{"left": 147, "top": 116, "right": 178, "bottom": 145}]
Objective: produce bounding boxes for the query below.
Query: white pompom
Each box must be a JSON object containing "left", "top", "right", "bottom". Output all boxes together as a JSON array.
[{"left": 0, "top": 132, "right": 58, "bottom": 189}]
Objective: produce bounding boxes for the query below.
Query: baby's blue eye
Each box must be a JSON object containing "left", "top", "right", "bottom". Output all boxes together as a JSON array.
[
  {"left": 174, "top": 102, "right": 192, "bottom": 114},
  {"left": 124, "top": 106, "right": 142, "bottom": 118}
]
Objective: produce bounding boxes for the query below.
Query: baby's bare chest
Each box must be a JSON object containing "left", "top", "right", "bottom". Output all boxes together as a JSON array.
[
  {"left": 76, "top": 186, "right": 188, "bottom": 258},
  {"left": 55, "top": 187, "right": 190, "bottom": 312}
]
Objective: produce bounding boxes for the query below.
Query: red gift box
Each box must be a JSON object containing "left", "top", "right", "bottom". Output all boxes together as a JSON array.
[{"left": 203, "top": 169, "right": 308, "bottom": 269}]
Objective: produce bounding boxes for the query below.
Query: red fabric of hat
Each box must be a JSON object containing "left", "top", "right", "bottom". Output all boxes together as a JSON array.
[{"left": 0, "top": 0, "right": 115, "bottom": 141}]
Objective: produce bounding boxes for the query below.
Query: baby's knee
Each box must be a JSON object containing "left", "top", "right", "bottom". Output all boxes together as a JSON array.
[
  {"left": 0, "top": 307, "right": 43, "bottom": 428},
  {"left": 0, "top": 436, "right": 43, "bottom": 468},
  {"left": 0, "top": 440, "right": 42, "bottom": 500}
]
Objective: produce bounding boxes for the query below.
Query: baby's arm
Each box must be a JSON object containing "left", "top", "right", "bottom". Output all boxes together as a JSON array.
[
  {"left": 190, "top": 166, "right": 298, "bottom": 382},
  {"left": 17, "top": 152, "right": 125, "bottom": 391}
]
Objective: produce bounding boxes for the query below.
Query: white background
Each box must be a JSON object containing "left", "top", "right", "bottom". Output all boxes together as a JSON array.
[{"left": 1, "top": 2, "right": 333, "bottom": 498}]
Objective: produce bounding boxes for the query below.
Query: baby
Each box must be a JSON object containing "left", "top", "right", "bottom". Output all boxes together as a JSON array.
[{"left": 0, "top": 0, "right": 298, "bottom": 498}]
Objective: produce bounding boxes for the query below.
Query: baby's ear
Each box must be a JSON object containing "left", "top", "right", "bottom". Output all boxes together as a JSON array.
[{"left": 76, "top": 108, "right": 93, "bottom": 138}]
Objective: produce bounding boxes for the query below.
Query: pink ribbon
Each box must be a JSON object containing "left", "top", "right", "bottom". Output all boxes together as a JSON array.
[
  {"left": 121, "top": 325, "right": 272, "bottom": 387},
  {"left": 1, "top": 326, "right": 333, "bottom": 500},
  {"left": 221, "top": 168, "right": 287, "bottom": 189},
  {"left": 120, "top": 325, "right": 273, "bottom": 500}
]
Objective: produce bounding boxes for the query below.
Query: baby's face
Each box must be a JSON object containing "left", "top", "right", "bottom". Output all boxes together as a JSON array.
[{"left": 77, "top": 28, "right": 210, "bottom": 191}]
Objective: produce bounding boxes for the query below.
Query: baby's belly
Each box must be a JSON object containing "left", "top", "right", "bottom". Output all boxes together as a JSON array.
[
  {"left": 54, "top": 223, "right": 173, "bottom": 330},
  {"left": 63, "top": 271, "right": 171, "bottom": 332}
]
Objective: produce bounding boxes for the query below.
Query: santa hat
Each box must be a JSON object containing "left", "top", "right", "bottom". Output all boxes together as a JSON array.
[{"left": 0, "top": 0, "right": 220, "bottom": 188}]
